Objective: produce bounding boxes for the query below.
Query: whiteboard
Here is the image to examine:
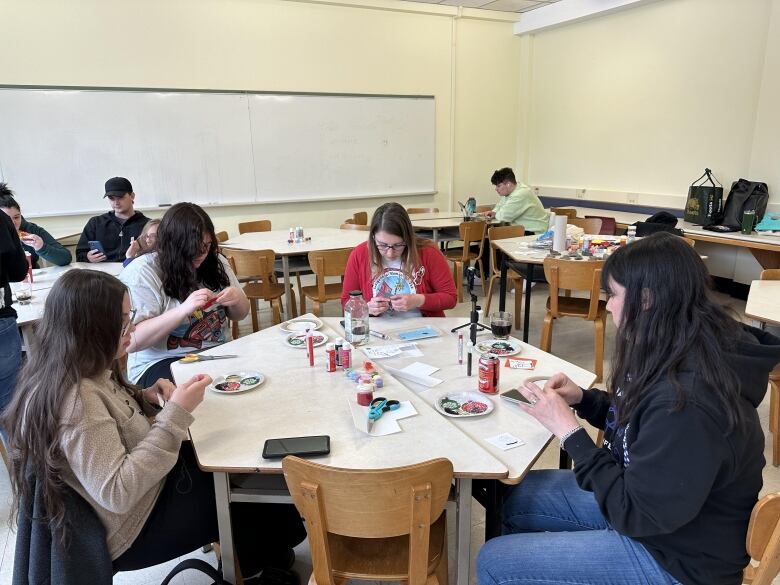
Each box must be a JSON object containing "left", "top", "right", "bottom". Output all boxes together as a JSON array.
[{"left": 0, "top": 88, "right": 435, "bottom": 217}]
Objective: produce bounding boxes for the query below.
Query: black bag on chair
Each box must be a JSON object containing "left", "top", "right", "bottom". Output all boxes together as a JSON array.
[
  {"left": 684, "top": 168, "right": 723, "bottom": 225},
  {"left": 717, "top": 179, "right": 769, "bottom": 231}
]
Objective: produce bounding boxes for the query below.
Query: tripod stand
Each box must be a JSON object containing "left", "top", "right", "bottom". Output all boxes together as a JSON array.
[{"left": 451, "top": 267, "right": 490, "bottom": 376}]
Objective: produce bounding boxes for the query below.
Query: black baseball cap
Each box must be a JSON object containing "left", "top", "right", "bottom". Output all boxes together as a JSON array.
[{"left": 104, "top": 177, "right": 133, "bottom": 198}]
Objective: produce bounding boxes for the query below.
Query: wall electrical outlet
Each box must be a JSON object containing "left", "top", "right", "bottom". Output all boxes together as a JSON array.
[
  {"left": 576, "top": 189, "right": 586, "bottom": 200},
  {"left": 627, "top": 193, "right": 638, "bottom": 204}
]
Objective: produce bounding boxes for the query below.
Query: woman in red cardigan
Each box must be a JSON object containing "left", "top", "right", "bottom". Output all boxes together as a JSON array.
[{"left": 341, "top": 203, "right": 457, "bottom": 318}]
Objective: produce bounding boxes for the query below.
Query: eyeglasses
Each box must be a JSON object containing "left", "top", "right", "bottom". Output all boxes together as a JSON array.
[
  {"left": 121, "top": 308, "right": 137, "bottom": 337},
  {"left": 374, "top": 239, "right": 407, "bottom": 252}
]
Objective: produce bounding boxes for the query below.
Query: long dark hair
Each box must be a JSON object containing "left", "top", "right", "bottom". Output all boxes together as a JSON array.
[
  {"left": 368, "top": 203, "right": 431, "bottom": 278},
  {"left": 156, "top": 203, "right": 228, "bottom": 301},
  {"left": 602, "top": 232, "right": 743, "bottom": 429},
  {"left": 2, "top": 270, "right": 139, "bottom": 539}
]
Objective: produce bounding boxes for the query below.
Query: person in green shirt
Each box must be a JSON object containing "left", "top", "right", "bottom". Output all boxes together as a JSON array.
[
  {"left": 0, "top": 184, "right": 72, "bottom": 269},
  {"left": 481, "top": 167, "right": 549, "bottom": 234}
]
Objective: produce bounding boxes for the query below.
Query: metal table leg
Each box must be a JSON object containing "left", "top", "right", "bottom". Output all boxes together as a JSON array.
[
  {"left": 498, "top": 254, "right": 508, "bottom": 312},
  {"left": 522, "top": 263, "right": 534, "bottom": 343},
  {"left": 214, "top": 472, "right": 236, "bottom": 583},
  {"left": 455, "top": 478, "right": 473, "bottom": 585}
]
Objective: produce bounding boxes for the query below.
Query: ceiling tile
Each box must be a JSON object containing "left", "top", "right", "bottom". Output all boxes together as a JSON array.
[
  {"left": 439, "top": 0, "right": 495, "bottom": 7},
  {"left": 479, "top": 0, "right": 544, "bottom": 12}
]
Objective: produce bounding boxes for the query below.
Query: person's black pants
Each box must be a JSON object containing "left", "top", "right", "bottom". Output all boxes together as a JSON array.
[
  {"left": 114, "top": 441, "right": 306, "bottom": 575},
  {"left": 137, "top": 357, "right": 180, "bottom": 387}
]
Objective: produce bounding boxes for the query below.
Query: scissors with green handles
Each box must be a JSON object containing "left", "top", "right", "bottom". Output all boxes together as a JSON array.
[
  {"left": 179, "top": 353, "right": 238, "bottom": 364},
  {"left": 367, "top": 397, "right": 401, "bottom": 433}
]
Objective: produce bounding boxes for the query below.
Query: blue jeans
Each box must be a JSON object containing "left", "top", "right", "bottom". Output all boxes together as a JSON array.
[
  {"left": 0, "top": 317, "right": 22, "bottom": 414},
  {"left": 476, "top": 470, "right": 681, "bottom": 585}
]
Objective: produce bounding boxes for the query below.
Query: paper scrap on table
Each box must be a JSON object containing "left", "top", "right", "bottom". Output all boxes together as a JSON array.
[
  {"left": 401, "top": 362, "right": 439, "bottom": 377},
  {"left": 504, "top": 358, "right": 537, "bottom": 370},
  {"left": 485, "top": 433, "right": 526, "bottom": 451},
  {"left": 361, "top": 342, "right": 423, "bottom": 360},
  {"left": 348, "top": 399, "right": 418, "bottom": 436},
  {"left": 383, "top": 365, "right": 443, "bottom": 388}
]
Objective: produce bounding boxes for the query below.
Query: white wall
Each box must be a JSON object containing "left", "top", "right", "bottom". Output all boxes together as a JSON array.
[
  {"left": 0, "top": 0, "right": 521, "bottom": 236},
  {"left": 521, "top": 0, "right": 778, "bottom": 210}
]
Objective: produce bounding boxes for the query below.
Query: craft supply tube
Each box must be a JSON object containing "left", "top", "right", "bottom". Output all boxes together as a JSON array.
[
  {"left": 458, "top": 332, "right": 464, "bottom": 365},
  {"left": 552, "top": 214, "right": 567, "bottom": 253},
  {"left": 306, "top": 329, "right": 314, "bottom": 367},
  {"left": 369, "top": 329, "right": 388, "bottom": 340}
]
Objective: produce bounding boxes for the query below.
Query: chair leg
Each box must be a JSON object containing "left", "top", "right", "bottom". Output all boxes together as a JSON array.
[
  {"left": 231, "top": 320, "right": 240, "bottom": 340},
  {"left": 312, "top": 301, "right": 321, "bottom": 317},
  {"left": 289, "top": 289, "right": 299, "bottom": 318},
  {"left": 483, "top": 275, "right": 496, "bottom": 316},
  {"left": 455, "top": 262, "right": 464, "bottom": 304},
  {"left": 594, "top": 317, "right": 605, "bottom": 384},
  {"left": 271, "top": 298, "right": 282, "bottom": 325},
  {"left": 250, "top": 298, "right": 259, "bottom": 333},
  {"left": 300, "top": 296, "right": 307, "bottom": 316},
  {"left": 540, "top": 312, "right": 554, "bottom": 353},
  {"left": 514, "top": 282, "right": 523, "bottom": 330},
  {"left": 433, "top": 524, "right": 448, "bottom": 585},
  {"left": 476, "top": 258, "right": 487, "bottom": 292}
]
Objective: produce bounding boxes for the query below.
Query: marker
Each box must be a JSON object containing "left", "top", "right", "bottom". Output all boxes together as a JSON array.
[
  {"left": 306, "top": 328, "right": 314, "bottom": 367},
  {"left": 458, "top": 332, "right": 464, "bottom": 365},
  {"left": 158, "top": 203, "right": 172, "bottom": 207},
  {"left": 202, "top": 297, "right": 218, "bottom": 310}
]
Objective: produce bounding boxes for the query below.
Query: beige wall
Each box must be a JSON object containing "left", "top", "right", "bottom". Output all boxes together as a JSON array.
[
  {"left": 0, "top": 0, "right": 520, "bottom": 236},
  {"left": 522, "top": 0, "right": 778, "bottom": 209}
]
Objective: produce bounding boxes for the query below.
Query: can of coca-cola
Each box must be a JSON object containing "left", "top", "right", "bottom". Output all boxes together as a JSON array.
[{"left": 478, "top": 353, "right": 500, "bottom": 394}]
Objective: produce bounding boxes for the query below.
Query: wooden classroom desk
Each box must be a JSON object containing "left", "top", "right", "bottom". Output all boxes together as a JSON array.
[
  {"left": 407, "top": 211, "right": 464, "bottom": 221},
  {"left": 556, "top": 206, "right": 780, "bottom": 269},
  {"left": 221, "top": 228, "right": 367, "bottom": 320},
  {"left": 171, "top": 315, "right": 509, "bottom": 585},
  {"left": 745, "top": 281, "right": 780, "bottom": 327}
]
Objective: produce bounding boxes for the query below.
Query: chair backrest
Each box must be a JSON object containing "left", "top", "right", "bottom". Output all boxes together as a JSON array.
[
  {"left": 551, "top": 207, "right": 578, "bottom": 219},
  {"left": 223, "top": 249, "right": 278, "bottom": 294},
  {"left": 457, "top": 221, "right": 487, "bottom": 261},
  {"left": 584, "top": 215, "right": 617, "bottom": 235},
  {"left": 488, "top": 225, "right": 525, "bottom": 277},
  {"left": 568, "top": 217, "right": 602, "bottom": 235},
  {"left": 283, "top": 456, "right": 453, "bottom": 585},
  {"left": 238, "top": 219, "right": 272, "bottom": 234},
  {"left": 407, "top": 207, "right": 439, "bottom": 214},
  {"left": 745, "top": 492, "right": 780, "bottom": 585},
  {"left": 352, "top": 211, "right": 368, "bottom": 225},
  {"left": 761, "top": 269, "right": 780, "bottom": 281},
  {"left": 543, "top": 257, "right": 605, "bottom": 320},
  {"left": 215, "top": 230, "right": 229, "bottom": 243},
  {"left": 308, "top": 248, "right": 352, "bottom": 298},
  {"left": 681, "top": 236, "right": 696, "bottom": 247},
  {"left": 340, "top": 223, "right": 369, "bottom": 231}
]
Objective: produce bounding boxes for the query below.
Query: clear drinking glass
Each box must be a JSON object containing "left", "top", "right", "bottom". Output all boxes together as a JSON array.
[
  {"left": 12, "top": 280, "right": 32, "bottom": 305},
  {"left": 490, "top": 311, "right": 513, "bottom": 339}
]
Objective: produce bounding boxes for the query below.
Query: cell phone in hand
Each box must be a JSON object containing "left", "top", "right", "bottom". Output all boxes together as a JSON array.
[
  {"left": 262, "top": 435, "right": 331, "bottom": 459},
  {"left": 88, "top": 240, "right": 106, "bottom": 255},
  {"left": 500, "top": 388, "right": 533, "bottom": 405}
]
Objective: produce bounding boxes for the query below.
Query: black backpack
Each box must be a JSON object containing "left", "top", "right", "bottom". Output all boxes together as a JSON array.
[{"left": 706, "top": 179, "right": 769, "bottom": 232}]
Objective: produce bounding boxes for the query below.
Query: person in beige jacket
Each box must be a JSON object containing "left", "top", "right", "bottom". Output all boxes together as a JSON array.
[{"left": 3, "top": 269, "right": 305, "bottom": 580}]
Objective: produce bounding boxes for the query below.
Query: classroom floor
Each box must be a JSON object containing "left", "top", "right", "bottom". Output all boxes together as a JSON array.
[{"left": 0, "top": 279, "right": 778, "bottom": 585}]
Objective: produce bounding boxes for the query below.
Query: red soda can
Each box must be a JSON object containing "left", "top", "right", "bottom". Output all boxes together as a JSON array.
[
  {"left": 325, "top": 343, "right": 337, "bottom": 372},
  {"left": 478, "top": 353, "right": 500, "bottom": 394}
]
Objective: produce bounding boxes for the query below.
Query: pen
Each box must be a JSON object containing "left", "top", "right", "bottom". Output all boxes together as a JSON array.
[
  {"left": 369, "top": 330, "right": 389, "bottom": 340},
  {"left": 458, "top": 332, "right": 464, "bottom": 365}
]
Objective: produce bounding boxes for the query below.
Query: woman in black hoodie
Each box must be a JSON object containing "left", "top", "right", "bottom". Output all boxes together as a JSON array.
[{"left": 477, "top": 232, "right": 780, "bottom": 585}]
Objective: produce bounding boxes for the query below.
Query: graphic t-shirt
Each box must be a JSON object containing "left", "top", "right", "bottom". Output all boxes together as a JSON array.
[
  {"left": 371, "top": 258, "right": 423, "bottom": 319},
  {"left": 120, "top": 252, "right": 241, "bottom": 383}
]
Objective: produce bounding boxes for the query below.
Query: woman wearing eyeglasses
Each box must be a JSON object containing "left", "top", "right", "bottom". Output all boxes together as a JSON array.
[
  {"left": 123, "top": 218, "right": 160, "bottom": 266},
  {"left": 120, "top": 203, "right": 249, "bottom": 386},
  {"left": 342, "top": 202, "right": 457, "bottom": 318}
]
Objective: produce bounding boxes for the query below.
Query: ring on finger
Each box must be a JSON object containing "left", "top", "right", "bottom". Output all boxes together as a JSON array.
[{"left": 528, "top": 395, "right": 539, "bottom": 406}]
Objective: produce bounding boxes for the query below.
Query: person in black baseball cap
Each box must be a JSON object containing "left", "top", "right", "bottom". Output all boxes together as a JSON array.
[{"left": 75, "top": 177, "right": 150, "bottom": 263}]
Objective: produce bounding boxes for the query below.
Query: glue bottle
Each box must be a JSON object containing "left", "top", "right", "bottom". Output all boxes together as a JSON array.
[{"left": 340, "top": 341, "right": 352, "bottom": 370}]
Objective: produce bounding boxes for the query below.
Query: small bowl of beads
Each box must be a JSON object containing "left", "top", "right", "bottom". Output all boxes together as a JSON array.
[
  {"left": 435, "top": 391, "right": 494, "bottom": 418},
  {"left": 210, "top": 371, "right": 265, "bottom": 394}
]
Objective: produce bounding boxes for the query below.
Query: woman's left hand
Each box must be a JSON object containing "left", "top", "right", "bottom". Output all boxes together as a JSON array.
[
  {"left": 516, "top": 381, "right": 580, "bottom": 439},
  {"left": 144, "top": 378, "right": 176, "bottom": 406},
  {"left": 215, "top": 286, "right": 244, "bottom": 307},
  {"left": 390, "top": 294, "right": 425, "bottom": 312}
]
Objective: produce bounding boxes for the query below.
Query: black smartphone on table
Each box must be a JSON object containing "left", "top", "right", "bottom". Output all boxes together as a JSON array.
[
  {"left": 500, "top": 388, "right": 533, "bottom": 405},
  {"left": 262, "top": 435, "right": 331, "bottom": 459}
]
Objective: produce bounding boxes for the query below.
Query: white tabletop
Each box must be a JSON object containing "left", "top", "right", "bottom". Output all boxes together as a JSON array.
[
  {"left": 552, "top": 206, "right": 647, "bottom": 227},
  {"left": 171, "top": 316, "right": 508, "bottom": 478},
  {"left": 407, "top": 211, "right": 464, "bottom": 221},
  {"left": 493, "top": 235, "right": 551, "bottom": 264},
  {"left": 323, "top": 317, "right": 597, "bottom": 482},
  {"left": 745, "top": 281, "right": 780, "bottom": 326},
  {"left": 222, "top": 228, "right": 367, "bottom": 256}
]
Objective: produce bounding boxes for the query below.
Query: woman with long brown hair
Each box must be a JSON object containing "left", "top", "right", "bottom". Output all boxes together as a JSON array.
[
  {"left": 341, "top": 202, "right": 457, "bottom": 318},
  {"left": 123, "top": 218, "right": 160, "bottom": 265},
  {"left": 120, "top": 203, "right": 249, "bottom": 386},
  {"left": 2, "top": 269, "right": 304, "bottom": 578}
]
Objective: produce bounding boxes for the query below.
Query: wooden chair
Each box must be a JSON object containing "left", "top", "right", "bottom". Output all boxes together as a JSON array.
[
  {"left": 743, "top": 492, "right": 780, "bottom": 585},
  {"left": 476, "top": 204, "right": 494, "bottom": 213},
  {"left": 224, "top": 250, "right": 297, "bottom": 332},
  {"left": 302, "top": 248, "right": 352, "bottom": 316},
  {"left": 681, "top": 236, "right": 696, "bottom": 247},
  {"left": 283, "top": 456, "right": 452, "bottom": 585},
  {"left": 238, "top": 219, "right": 272, "bottom": 234},
  {"left": 551, "top": 207, "right": 578, "bottom": 219},
  {"left": 342, "top": 218, "right": 355, "bottom": 224},
  {"left": 407, "top": 207, "right": 439, "bottom": 214},
  {"left": 585, "top": 215, "right": 617, "bottom": 235},
  {"left": 483, "top": 225, "right": 525, "bottom": 328},
  {"left": 216, "top": 230, "right": 229, "bottom": 243},
  {"left": 352, "top": 211, "right": 368, "bottom": 225},
  {"left": 340, "top": 223, "right": 369, "bottom": 231},
  {"left": 541, "top": 257, "right": 607, "bottom": 382},
  {"left": 761, "top": 269, "right": 780, "bottom": 467},
  {"left": 445, "top": 221, "right": 487, "bottom": 303},
  {"left": 568, "top": 217, "right": 602, "bottom": 235}
]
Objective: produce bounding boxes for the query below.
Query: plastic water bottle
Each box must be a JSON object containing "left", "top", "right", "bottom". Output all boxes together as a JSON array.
[{"left": 344, "top": 290, "right": 369, "bottom": 346}]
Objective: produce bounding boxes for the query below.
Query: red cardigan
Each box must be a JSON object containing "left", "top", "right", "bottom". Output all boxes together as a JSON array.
[{"left": 341, "top": 241, "right": 457, "bottom": 317}]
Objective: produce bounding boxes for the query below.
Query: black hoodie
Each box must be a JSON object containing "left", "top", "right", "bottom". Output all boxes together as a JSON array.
[
  {"left": 75, "top": 211, "right": 149, "bottom": 263},
  {"left": 564, "top": 325, "right": 780, "bottom": 585}
]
